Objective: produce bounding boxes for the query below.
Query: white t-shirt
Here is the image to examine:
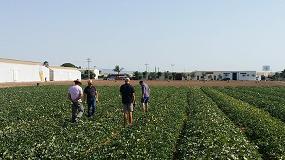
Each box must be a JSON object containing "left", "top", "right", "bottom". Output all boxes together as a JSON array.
[{"left": 68, "top": 85, "right": 83, "bottom": 102}]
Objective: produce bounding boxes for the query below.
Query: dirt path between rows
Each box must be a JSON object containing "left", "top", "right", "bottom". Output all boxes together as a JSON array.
[{"left": 1, "top": 80, "right": 285, "bottom": 88}]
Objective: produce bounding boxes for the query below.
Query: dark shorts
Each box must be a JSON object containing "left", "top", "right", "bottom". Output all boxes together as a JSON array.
[
  {"left": 122, "top": 103, "right": 134, "bottom": 113},
  {"left": 141, "top": 97, "right": 149, "bottom": 104}
]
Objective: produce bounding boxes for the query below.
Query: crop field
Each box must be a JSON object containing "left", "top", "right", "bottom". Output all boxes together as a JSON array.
[{"left": 1, "top": 85, "right": 285, "bottom": 159}]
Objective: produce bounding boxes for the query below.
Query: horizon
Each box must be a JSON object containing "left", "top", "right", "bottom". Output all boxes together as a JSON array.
[{"left": 0, "top": 0, "right": 284, "bottom": 72}]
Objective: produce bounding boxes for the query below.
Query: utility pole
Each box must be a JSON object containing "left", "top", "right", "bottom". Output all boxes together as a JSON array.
[
  {"left": 145, "top": 64, "right": 149, "bottom": 80},
  {"left": 86, "top": 58, "right": 92, "bottom": 79},
  {"left": 171, "top": 64, "right": 175, "bottom": 80}
]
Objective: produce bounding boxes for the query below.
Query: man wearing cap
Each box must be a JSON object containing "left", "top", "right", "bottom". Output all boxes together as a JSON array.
[
  {"left": 120, "top": 78, "right": 135, "bottom": 127},
  {"left": 84, "top": 80, "right": 98, "bottom": 118},
  {"left": 139, "top": 80, "right": 150, "bottom": 113},
  {"left": 68, "top": 79, "right": 84, "bottom": 123}
]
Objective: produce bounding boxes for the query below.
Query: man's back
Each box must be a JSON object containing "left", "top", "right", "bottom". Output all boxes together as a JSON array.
[
  {"left": 120, "top": 83, "right": 135, "bottom": 104},
  {"left": 69, "top": 85, "right": 83, "bottom": 102},
  {"left": 141, "top": 83, "right": 150, "bottom": 97}
]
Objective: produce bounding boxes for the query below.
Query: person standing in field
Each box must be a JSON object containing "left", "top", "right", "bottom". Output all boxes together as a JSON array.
[
  {"left": 120, "top": 78, "right": 135, "bottom": 127},
  {"left": 68, "top": 79, "right": 84, "bottom": 123},
  {"left": 139, "top": 81, "right": 150, "bottom": 113},
  {"left": 84, "top": 80, "right": 98, "bottom": 118}
]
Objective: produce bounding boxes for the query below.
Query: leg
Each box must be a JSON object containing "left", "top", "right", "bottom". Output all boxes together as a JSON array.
[
  {"left": 91, "top": 100, "right": 96, "bottom": 116},
  {"left": 145, "top": 102, "right": 149, "bottom": 112},
  {"left": 71, "top": 103, "right": 77, "bottom": 123},
  {"left": 124, "top": 113, "right": 128, "bottom": 126},
  {"left": 128, "top": 103, "right": 134, "bottom": 126},
  {"left": 142, "top": 103, "right": 146, "bottom": 113},
  {"left": 128, "top": 112, "right": 133, "bottom": 126},
  {"left": 77, "top": 102, "right": 84, "bottom": 119},
  {"left": 87, "top": 101, "right": 93, "bottom": 117}
]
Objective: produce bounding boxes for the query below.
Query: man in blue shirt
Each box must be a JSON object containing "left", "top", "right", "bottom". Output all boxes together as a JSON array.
[
  {"left": 139, "top": 81, "right": 150, "bottom": 113},
  {"left": 84, "top": 80, "right": 98, "bottom": 118},
  {"left": 120, "top": 78, "right": 135, "bottom": 127}
]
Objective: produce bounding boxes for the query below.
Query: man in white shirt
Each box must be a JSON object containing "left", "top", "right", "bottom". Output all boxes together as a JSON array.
[{"left": 68, "top": 79, "right": 84, "bottom": 123}]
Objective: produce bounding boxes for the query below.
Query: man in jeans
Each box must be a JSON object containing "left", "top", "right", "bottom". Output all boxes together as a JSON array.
[
  {"left": 120, "top": 78, "right": 135, "bottom": 127},
  {"left": 139, "top": 80, "right": 150, "bottom": 113},
  {"left": 84, "top": 80, "right": 98, "bottom": 118},
  {"left": 68, "top": 79, "right": 84, "bottom": 123}
]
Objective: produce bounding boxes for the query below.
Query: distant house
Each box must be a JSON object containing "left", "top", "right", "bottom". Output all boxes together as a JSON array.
[
  {"left": 49, "top": 66, "right": 81, "bottom": 81},
  {"left": 191, "top": 71, "right": 257, "bottom": 81},
  {"left": 0, "top": 58, "right": 49, "bottom": 83}
]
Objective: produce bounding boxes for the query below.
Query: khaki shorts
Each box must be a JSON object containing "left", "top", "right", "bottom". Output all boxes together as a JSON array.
[{"left": 122, "top": 103, "right": 134, "bottom": 113}]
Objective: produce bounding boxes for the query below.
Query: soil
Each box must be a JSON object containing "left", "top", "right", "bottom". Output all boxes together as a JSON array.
[{"left": 1, "top": 80, "right": 285, "bottom": 88}]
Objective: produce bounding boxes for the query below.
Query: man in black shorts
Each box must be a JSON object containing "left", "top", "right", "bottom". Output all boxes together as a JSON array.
[{"left": 120, "top": 78, "right": 135, "bottom": 127}]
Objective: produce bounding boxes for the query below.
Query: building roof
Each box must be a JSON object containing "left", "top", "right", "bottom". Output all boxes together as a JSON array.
[
  {"left": 49, "top": 66, "right": 79, "bottom": 70},
  {"left": 0, "top": 58, "right": 41, "bottom": 65}
]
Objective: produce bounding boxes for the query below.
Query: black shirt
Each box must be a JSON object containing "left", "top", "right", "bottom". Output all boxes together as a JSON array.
[
  {"left": 120, "top": 83, "right": 135, "bottom": 104},
  {"left": 84, "top": 86, "right": 97, "bottom": 102}
]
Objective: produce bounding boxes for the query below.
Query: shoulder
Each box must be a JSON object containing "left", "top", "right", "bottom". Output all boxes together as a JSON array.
[
  {"left": 77, "top": 86, "right": 83, "bottom": 91},
  {"left": 68, "top": 86, "right": 74, "bottom": 91}
]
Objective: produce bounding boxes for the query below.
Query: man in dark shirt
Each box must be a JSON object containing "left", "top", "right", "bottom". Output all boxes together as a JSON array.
[
  {"left": 84, "top": 80, "right": 98, "bottom": 118},
  {"left": 120, "top": 78, "right": 135, "bottom": 127}
]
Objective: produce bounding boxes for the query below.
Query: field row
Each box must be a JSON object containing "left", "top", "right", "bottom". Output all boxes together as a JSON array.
[{"left": 1, "top": 86, "right": 285, "bottom": 159}]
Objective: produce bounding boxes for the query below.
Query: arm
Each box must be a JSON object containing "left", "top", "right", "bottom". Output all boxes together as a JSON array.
[
  {"left": 74, "top": 93, "right": 83, "bottom": 102},
  {"left": 132, "top": 93, "right": 136, "bottom": 104},
  {"left": 83, "top": 93, "right": 87, "bottom": 102},
  {"left": 68, "top": 93, "right": 72, "bottom": 102},
  {"left": 96, "top": 91, "right": 99, "bottom": 102}
]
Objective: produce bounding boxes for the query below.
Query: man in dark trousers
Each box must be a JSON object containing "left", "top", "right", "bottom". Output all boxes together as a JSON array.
[
  {"left": 68, "top": 79, "right": 84, "bottom": 123},
  {"left": 84, "top": 80, "right": 98, "bottom": 118},
  {"left": 120, "top": 78, "right": 135, "bottom": 127}
]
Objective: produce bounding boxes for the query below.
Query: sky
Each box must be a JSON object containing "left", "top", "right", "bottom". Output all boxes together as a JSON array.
[{"left": 0, "top": 0, "right": 285, "bottom": 72}]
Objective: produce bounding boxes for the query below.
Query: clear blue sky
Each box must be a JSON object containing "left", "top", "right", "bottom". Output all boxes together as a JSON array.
[{"left": 0, "top": 0, "right": 284, "bottom": 72}]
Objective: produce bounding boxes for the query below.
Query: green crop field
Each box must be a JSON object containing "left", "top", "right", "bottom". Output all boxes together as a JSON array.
[{"left": 1, "top": 86, "right": 285, "bottom": 159}]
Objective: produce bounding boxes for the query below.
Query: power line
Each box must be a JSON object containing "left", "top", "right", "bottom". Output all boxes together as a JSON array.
[{"left": 86, "top": 58, "right": 92, "bottom": 79}]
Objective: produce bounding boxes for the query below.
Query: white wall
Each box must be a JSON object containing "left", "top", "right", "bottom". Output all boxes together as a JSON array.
[
  {"left": 50, "top": 68, "right": 81, "bottom": 81},
  {"left": 192, "top": 71, "right": 257, "bottom": 81},
  {"left": 0, "top": 62, "right": 41, "bottom": 82},
  {"left": 93, "top": 69, "right": 100, "bottom": 79}
]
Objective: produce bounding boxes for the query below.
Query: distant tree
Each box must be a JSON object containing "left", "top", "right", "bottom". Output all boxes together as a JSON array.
[
  {"left": 113, "top": 65, "right": 124, "bottom": 78},
  {"left": 61, "top": 63, "right": 77, "bottom": 68},
  {"left": 157, "top": 72, "right": 162, "bottom": 79},
  {"left": 190, "top": 72, "right": 196, "bottom": 80},
  {"left": 218, "top": 74, "right": 223, "bottom": 80},
  {"left": 133, "top": 71, "right": 143, "bottom": 80},
  {"left": 172, "top": 72, "right": 176, "bottom": 80},
  {"left": 148, "top": 72, "right": 157, "bottom": 80},
  {"left": 201, "top": 72, "right": 206, "bottom": 80},
  {"left": 43, "top": 61, "right": 49, "bottom": 67},
  {"left": 81, "top": 70, "right": 95, "bottom": 79},
  {"left": 182, "top": 73, "right": 188, "bottom": 80},
  {"left": 281, "top": 69, "right": 285, "bottom": 78},
  {"left": 142, "top": 71, "right": 147, "bottom": 79},
  {"left": 164, "top": 71, "right": 171, "bottom": 80}
]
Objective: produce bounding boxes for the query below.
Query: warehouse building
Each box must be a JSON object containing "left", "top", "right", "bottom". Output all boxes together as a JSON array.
[
  {"left": 49, "top": 66, "right": 81, "bottom": 81},
  {"left": 191, "top": 71, "right": 257, "bottom": 81},
  {"left": 0, "top": 58, "right": 48, "bottom": 83},
  {"left": 0, "top": 58, "right": 81, "bottom": 83}
]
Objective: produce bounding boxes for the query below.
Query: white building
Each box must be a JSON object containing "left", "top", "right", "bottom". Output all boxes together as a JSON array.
[
  {"left": 0, "top": 58, "right": 49, "bottom": 83},
  {"left": 79, "top": 68, "right": 100, "bottom": 80},
  {"left": 49, "top": 66, "right": 81, "bottom": 81},
  {"left": 191, "top": 71, "right": 257, "bottom": 81}
]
